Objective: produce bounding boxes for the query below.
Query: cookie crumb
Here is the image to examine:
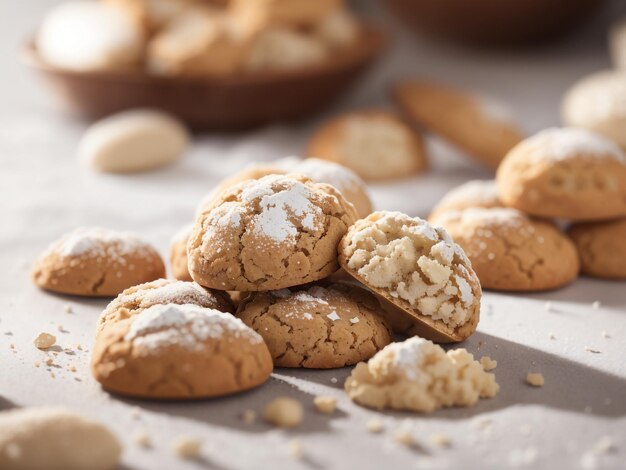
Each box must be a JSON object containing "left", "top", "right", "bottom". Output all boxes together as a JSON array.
[
  {"left": 65, "top": 305, "right": 74, "bottom": 314},
  {"left": 76, "top": 343, "right": 83, "bottom": 350},
  {"left": 45, "top": 358, "right": 54, "bottom": 366},
  {"left": 330, "top": 377, "right": 338, "bottom": 384},
  {"left": 479, "top": 356, "right": 498, "bottom": 371},
  {"left": 526, "top": 372, "right": 545, "bottom": 387},
  {"left": 288, "top": 439, "right": 303, "bottom": 459},
  {"left": 263, "top": 397, "right": 303, "bottom": 428},
  {"left": 34, "top": 333, "right": 56, "bottom": 350},
  {"left": 549, "top": 333, "right": 556, "bottom": 340},
  {"left": 430, "top": 433, "right": 452, "bottom": 448},
  {"left": 544, "top": 302, "right": 553, "bottom": 312},
  {"left": 57, "top": 325, "right": 67, "bottom": 333},
  {"left": 313, "top": 396, "right": 337, "bottom": 415},
  {"left": 133, "top": 430, "right": 151, "bottom": 448},
  {"left": 241, "top": 409, "right": 256, "bottom": 424},
  {"left": 585, "top": 346, "right": 601, "bottom": 354},
  {"left": 34, "top": 361, "right": 40, "bottom": 368},
  {"left": 69, "top": 365, "right": 77, "bottom": 373},
  {"left": 393, "top": 429, "right": 416, "bottom": 448},
  {"left": 366, "top": 418, "right": 384, "bottom": 434},
  {"left": 591, "top": 301, "right": 601, "bottom": 309},
  {"left": 601, "top": 331, "right": 610, "bottom": 339},
  {"left": 171, "top": 436, "right": 201, "bottom": 459}
]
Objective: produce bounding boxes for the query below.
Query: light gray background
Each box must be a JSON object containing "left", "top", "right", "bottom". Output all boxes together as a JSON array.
[{"left": 1, "top": 1, "right": 625, "bottom": 469}]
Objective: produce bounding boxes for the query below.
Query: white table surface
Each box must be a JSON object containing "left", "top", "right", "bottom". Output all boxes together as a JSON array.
[{"left": 1, "top": 1, "right": 625, "bottom": 469}]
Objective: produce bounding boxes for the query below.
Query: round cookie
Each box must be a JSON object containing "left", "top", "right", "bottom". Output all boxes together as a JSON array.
[
  {"left": 96, "top": 278, "right": 234, "bottom": 334},
  {"left": 307, "top": 110, "right": 427, "bottom": 181},
  {"left": 169, "top": 224, "right": 193, "bottom": 281},
  {"left": 0, "top": 407, "right": 121, "bottom": 470},
  {"left": 393, "top": 80, "right": 524, "bottom": 169},
  {"left": 344, "top": 337, "right": 499, "bottom": 413},
  {"left": 237, "top": 283, "right": 393, "bottom": 368},
  {"left": 430, "top": 208, "right": 579, "bottom": 291},
  {"left": 568, "top": 218, "right": 626, "bottom": 279},
  {"left": 188, "top": 174, "right": 358, "bottom": 291},
  {"left": 202, "top": 157, "right": 373, "bottom": 218},
  {"left": 429, "top": 180, "right": 503, "bottom": 221},
  {"left": 496, "top": 127, "right": 626, "bottom": 221},
  {"left": 338, "top": 211, "right": 481, "bottom": 343},
  {"left": 561, "top": 70, "right": 626, "bottom": 150},
  {"left": 91, "top": 303, "right": 273, "bottom": 399},
  {"left": 32, "top": 228, "right": 165, "bottom": 297}
]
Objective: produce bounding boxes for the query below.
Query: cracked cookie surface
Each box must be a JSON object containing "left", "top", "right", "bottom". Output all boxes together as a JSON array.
[
  {"left": 237, "top": 283, "right": 392, "bottom": 368},
  {"left": 344, "top": 337, "right": 499, "bottom": 413},
  {"left": 31, "top": 228, "right": 165, "bottom": 297},
  {"left": 97, "top": 278, "right": 234, "bottom": 335},
  {"left": 496, "top": 127, "right": 626, "bottom": 221},
  {"left": 188, "top": 174, "right": 357, "bottom": 291},
  {"left": 429, "top": 179, "right": 504, "bottom": 221},
  {"left": 568, "top": 218, "right": 626, "bottom": 279},
  {"left": 339, "top": 211, "right": 481, "bottom": 342},
  {"left": 91, "top": 303, "right": 272, "bottom": 399},
  {"left": 431, "top": 208, "right": 579, "bottom": 291}
]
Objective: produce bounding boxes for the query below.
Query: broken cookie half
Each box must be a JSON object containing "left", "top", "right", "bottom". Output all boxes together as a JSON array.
[{"left": 338, "top": 211, "right": 481, "bottom": 343}]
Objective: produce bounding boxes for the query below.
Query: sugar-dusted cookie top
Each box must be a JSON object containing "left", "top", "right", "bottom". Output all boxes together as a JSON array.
[
  {"left": 338, "top": 211, "right": 481, "bottom": 342},
  {"left": 568, "top": 218, "right": 626, "bottom": 280},
  {"left": 429, "top": 179, "right": 503, "bottom": 221},
  {"left": 431, "top": 208, "right": 579, "bottom": 291},
  {"left": 344, "top": 337, "right": 499, "bottom": 412},
  {"left": 91, "top": 303, "right": 272, "bottom": 399},
  {"left": 189, "top": 174, "right": 357, "bottom": 291},
  {"left": 97, "top": 278, "right": 234, "bottom": 334},
  {"left": 32, "top": 228, "right": 165, "bottom": 297},
  {"left": 237, "top": 283, "right": 392, "bottom": 368},
  {"left": 496, "top": 127, "right": 626, "bottom": 221}
]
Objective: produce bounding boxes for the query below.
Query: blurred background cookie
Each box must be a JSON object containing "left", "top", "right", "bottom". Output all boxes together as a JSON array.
[
  {"left": 428, "top": 180, "right": 503, "bottom": 221},
  {"left": 169, "top": 224, "right": 193, "bottom": 281},
  {"left": 568, "top": 218, "right": 626, "bottom": 280}
]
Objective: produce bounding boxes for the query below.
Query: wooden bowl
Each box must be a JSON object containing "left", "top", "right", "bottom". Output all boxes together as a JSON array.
[
  {"left": 382, "top": 0, "right": 605, "bottom": 46},
  {"left": 22, "top": 24, "right": 387, "bottom": 131}
]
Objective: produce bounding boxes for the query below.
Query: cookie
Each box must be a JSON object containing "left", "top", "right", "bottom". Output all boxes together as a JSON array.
[
  {"left": 429, "top": 180, "right": 503, "bottom": 221},
  {"left": 0, "top": 407, "right": 121, "bottom": 470},
  {"left": 96, "top": 278, "right": 234, "bottom": 334},
  {"left": 147, "top": 8, "right": 250, "bottom": 76},
  {"left": 203, "top": 157, "right": 373, "bottom": 218},
  {"left": 610, "top": 18, "right": 626, "bottom": 69},
  {"left": 568, "top": 218, "right": 626, "bottom": 279},
  {"left": 338, "top": 211, "right": 481, "bottom": 343},
  {"left": 307, "top": 110, "right": 427, "bottom": 181},
  {"left": 169, "top": 224, "right": 193, "bottom": 281},
  {"left": 32, "top": 228, "right": 165, "bottom": 297},
  {"left": 237, "top": 283, "right": 393, "bottom": 368},
  {"left": 496, "top": 127, "right": 626, "bottom": 221},
  {"left": 104, "top": 0, "right": 194, "bottom": 35},
  {"left": 231, "top": 0, "right": 342, "bottom": 28},
  {"left": 430, "top": 208, "right": 579, "bottom": 291},
  {"left": 562, "top": 70, "right": 626, "bottom": 150},
  {"left": 242, "top": 27, "right": 328, "bottom": 72},
  {"left": 79, "top": 109, "right": 189, "bottom": 173},
  {"left": 344, "top": 337, "right": 499, "bottom": 413},
  {"left": 188, "top": 174, "right": 357, "bottom": 291},
  {"left": 393, "top": 80, "right": 524, "bottom": 169},
  {"left": 91, "top": 303, "right": 272, "bottom": 398},
  {"left": 314, "top": 9, "right": 359, "bottom": 50},
  {"left": 36, "top": 1, "right": 145, "bottom": 72}
]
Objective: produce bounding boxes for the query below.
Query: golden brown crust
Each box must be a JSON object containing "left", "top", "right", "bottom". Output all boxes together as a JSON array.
[
  {"left": 91, "top": 304, "right": 272, "bottom": 399},
  {"left": 393, "top": 80, "right": 523, "bottom": 169},
  {"left": 431, "top": 208, "right": 580, "bottom": 291},
  {"left": 307, "top": 110, "right": 427, "bottom": 181},
  {"left": 568, "top": 218, "right": 626, "bottom": 279},
  {"left": 188, "top": 175, "right": 358, "bottom": 291},
  {"left": 31, "top": 229, "right": 165, "bottom": 297},
  {"left": 236, "top": 283, "right": 392, "bottom": 368}
]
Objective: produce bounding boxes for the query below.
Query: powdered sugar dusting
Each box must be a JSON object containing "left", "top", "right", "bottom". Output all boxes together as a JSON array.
[
  {"left": 275, "top": 156, "right": 364, "bottom": 196},
  {"left": 434, "top": 207, "right": 526, "bottom": 228},
  {"left": 49, "top": 227, "right": 153, "bottom": 259},
  {"left": 388, "top": 337, "right": 432, "bottom": 381},
  {"left": 125, "top": 303, "right": 261, "bottom": 352},
  {"left": 521, "top": 127, "right": 625, "bottom": 164},
  {"left": 122, "top": 280, "right": 217, "bottom": 308},
  {"left": 326, "top": 311, "right": 340, "bottom": 321}
]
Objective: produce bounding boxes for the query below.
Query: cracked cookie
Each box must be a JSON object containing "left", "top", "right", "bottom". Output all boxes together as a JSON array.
[
  {"left": 237, "top": 283, "right": 392, "bottom": 368},
  {"left": 430, "top": 208, "right": 579, "bottom": 291},
  {"left": 568, "top": 218, "right": 626, "bottom": 279},
  {"left": 496, "top": 127, "right": 626, "bottom": 221},
  {"left": 429, "top": 180, "right": 504, "bottom": 221},
  {"left": 307, "top": 110, "right": 427, "bottom": 181},
  {"left": 338, "top": 211, "right": 481, "bottom": 343},
  {"left": 96, "top": 278, "right": 234, "bottom": 334},
  {"left": 188, "top": 174, "right": 357, "bottom": 291},
  {"left": 344, "top": 337, "right": 499, "bottom": 413},
  {"left": 0, "top": 407, "right": 122, "bottom": 470},
  {"left": 169, "top": 224, "right": 193, "bottom": 281},
  {"left": 32, "top": 228, "right": 165, "bottom": 297},
  {"left": 393, "top": 80, "right": 523, "bottom": 169},
  {"left": 562, "top": 70, "right": 626, "bottom": 150},
  {"left": 203, "top": 157, "right": 372, "bottom": 218},
  {"left": 91, "top": 303, "right": 272, "bottom": 399}
]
